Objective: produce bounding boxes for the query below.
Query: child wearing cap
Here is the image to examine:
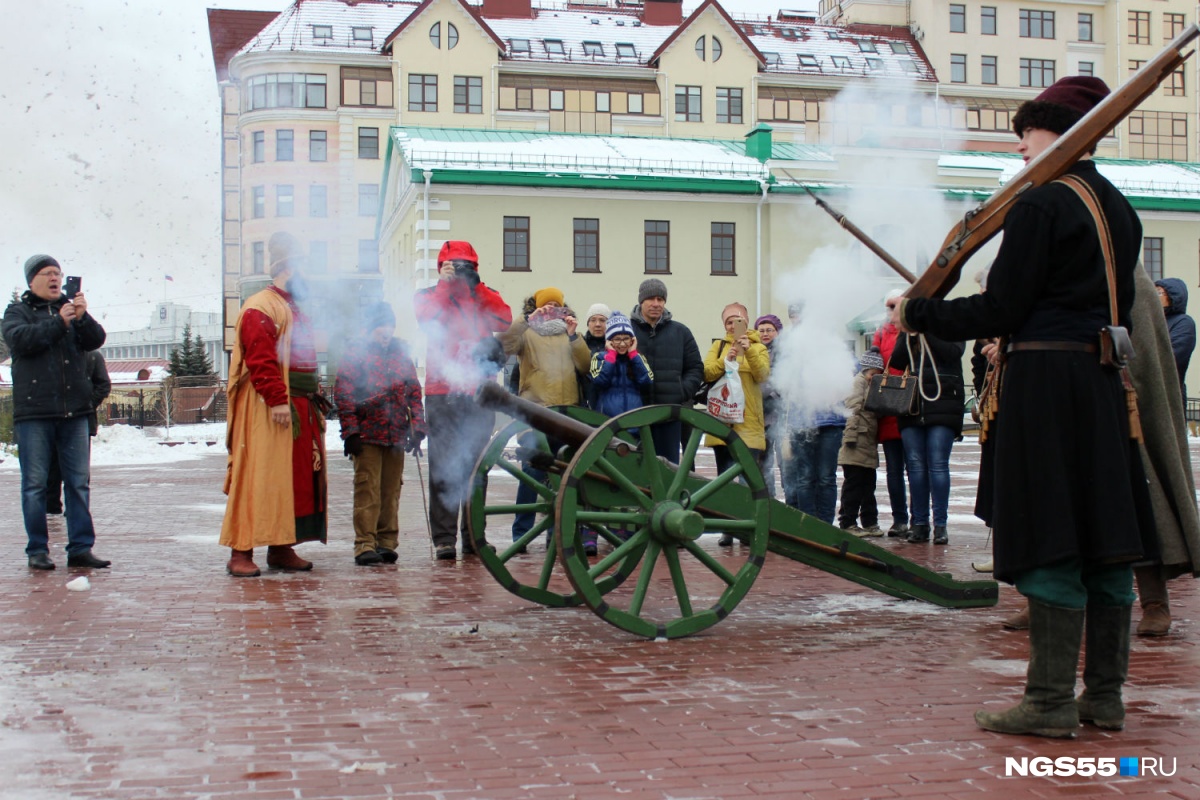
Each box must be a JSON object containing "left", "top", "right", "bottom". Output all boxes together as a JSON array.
[
  {"left": 590, "top": 311, "right": 654, "bottom": 420},
  {"left": 837, "top": 349, "right": 885, "bottom": 536}
]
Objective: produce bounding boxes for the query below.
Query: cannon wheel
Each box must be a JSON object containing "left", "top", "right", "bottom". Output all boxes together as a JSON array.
[
  {"left": 556, "top": 405, "right": 770, "bottom": 638},
  {"left": 466, "top": 407, "right": 646, "bottom": 608}
]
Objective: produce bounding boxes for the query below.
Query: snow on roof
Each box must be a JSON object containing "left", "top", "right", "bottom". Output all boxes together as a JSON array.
[
  {"left": 236, "top": 0, "right": 419, "bottom": 58},
  {"left": 745, "top": 24, "right": 934, "bottom": 81},
  {"left": 488, "top": 8, "right": 668, "bottom": 65},
  {"left": 392, "top": 126, "right": 769, "bottom": 180},
  {"left": 940, "top": 153, "right": 1200, "bottom": 200}
]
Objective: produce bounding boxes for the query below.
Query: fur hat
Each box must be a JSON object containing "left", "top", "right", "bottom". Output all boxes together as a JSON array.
[
  {"left": 438, "top": 240, "right": 479, "bottom": 267},
  {"left": 755, "top": 314, "right": 783, "bottom": 332},
  {"left": 638, "top": 278, "right": 668, "bottom": 304},
  {"left": 585, "top": 303, "right": 611, "bottom": 322},
  {"left": 605, "top": 311, "right": 634, "bottom": 340},
  {"left": 1013, "top": 76, "right": 1110, "bottom": 136},
  {"left": 268, "top": 232, "right": 304, "bottom": 277},
  {"left": 24, "top": 254, "right": 59, "bottom": 285},
  {"left": 364, "top": 301, "right": 396, "bottom": 331},
  {"left": 534, "top": 287, "right": 564, "bottom": 308},
  {"left": 858, "top": 349, "right": 885, "bottom": 372}
]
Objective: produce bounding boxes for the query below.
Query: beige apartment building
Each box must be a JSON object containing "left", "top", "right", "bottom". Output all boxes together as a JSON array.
[{"left": 210, "top": 0, "right": 1200, "bottom": 387}]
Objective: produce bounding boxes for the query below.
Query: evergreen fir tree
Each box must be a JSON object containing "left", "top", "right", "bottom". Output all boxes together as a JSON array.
[
  {"left": 168, "top": 323, "right": 195, "bottom": 377},
  {"left": 188, "top": 331, "right": 215, "bottom": 376}
]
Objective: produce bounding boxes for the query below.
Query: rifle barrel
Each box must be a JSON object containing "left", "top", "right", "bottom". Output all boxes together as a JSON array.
[{"left": 804, "top": 187, "right": 918, "bottom": 284}]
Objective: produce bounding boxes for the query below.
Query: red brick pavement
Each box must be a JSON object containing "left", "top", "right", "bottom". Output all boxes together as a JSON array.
[{"left": 0, "top": 438, "right": 1197, "bottom": 799}]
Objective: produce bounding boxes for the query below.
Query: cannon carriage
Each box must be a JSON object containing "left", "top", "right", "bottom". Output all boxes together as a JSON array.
[{"left": 466, "top": 383, "right": 997, "bottom": 639}]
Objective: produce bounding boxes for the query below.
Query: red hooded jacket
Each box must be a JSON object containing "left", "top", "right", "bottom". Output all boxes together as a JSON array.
[{"left": 414, "top": 278, "right": 512, "bottom": 396}]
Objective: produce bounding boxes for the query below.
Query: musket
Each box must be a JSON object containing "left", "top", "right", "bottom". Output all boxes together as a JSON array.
[
  {"left": 907, "top": 23, "right": 1200, "bottom": 300},
  {"left": 803, "top": 186, "right": 918, "bottom": 284}
]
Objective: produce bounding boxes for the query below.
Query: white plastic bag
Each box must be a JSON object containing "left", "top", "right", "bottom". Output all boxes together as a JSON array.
[{"left": 706, "top": 360, "right": 745, "bottom": 425}]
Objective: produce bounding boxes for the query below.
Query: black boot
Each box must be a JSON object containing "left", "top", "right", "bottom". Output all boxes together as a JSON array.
[
  {"left": 905, "top": 524, "right": 930, "bottom": 543},
  {"left": 933, "top": 526, "right": 949, "bottom": 545},
  {"left": 975, "top": 599, "right": 1084, "bottom": 739},
  {"left": 66, "top": 550, "right": 111, "bottom": 569},
  {"left": 28, "top": 552, "right": 56, "bottom": 570},
  {"left": 1077, "top": 604, "right": 1133, "bottom": 730}
]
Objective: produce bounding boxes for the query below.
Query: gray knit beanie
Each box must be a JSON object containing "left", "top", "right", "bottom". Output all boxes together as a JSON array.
[
  {"left": 638, "top": 278, "right": 668, "bottom": 304},
  {"left": 24, "top": 254, "right": 59, "bottom": 285}
]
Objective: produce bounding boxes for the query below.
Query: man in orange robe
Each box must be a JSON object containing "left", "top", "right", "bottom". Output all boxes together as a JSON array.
[{"left": 220, "top": 232, "right": 327, "bottom": 576}]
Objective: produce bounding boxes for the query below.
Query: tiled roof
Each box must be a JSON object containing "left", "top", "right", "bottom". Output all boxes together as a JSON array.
[
  {"left": 488, "top": 7, "right": 669, "bottom": 65},
  {"left": 235, "top": 0, "right": 419, "bottom": 59},
  {"left": 207, "top": 9, "right": 278, "bottom": 80},
  {"left": 744, "top": 24, "right": 934, "bottom": 81}
]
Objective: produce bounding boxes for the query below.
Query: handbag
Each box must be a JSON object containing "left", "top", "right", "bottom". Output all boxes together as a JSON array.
[{"left": 864, "top": 338, "right": 920, "bottom": 416}]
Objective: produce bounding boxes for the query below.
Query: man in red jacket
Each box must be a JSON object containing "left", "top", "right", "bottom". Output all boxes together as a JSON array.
[{"left": 413, "top": 241, "right": 512, "bottom": 560}]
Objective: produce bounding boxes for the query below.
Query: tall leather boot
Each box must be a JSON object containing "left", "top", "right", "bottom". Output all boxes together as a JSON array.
[
  {"left": 1076, "top": 604, "right": 1133, "bottom": 730},
  {"left": 266, "top": 545, "right": 313, "bottom": 571},
  {"left": 975, "top": 599, "right": 1084, "bottom": 739},
  {"left": 227, "top": 548, "right": 260, "bottom": 578},
  {"left": 905, "top": 524, "right": 930, "bottom": 543},
  {"left": 1134, "top": 565, "right": 1171, "bottom": 636}
]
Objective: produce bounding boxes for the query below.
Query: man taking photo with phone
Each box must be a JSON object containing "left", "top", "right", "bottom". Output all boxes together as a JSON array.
[{"left": 2, "top": 254, "right": 109, "bottom": 570}]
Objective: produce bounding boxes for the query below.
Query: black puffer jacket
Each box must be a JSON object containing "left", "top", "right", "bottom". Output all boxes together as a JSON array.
[
  {"left": 889, "top": 332, "right": 966, "bottom": 435},
  {"left": 629, "top": 305, "right": 703, "bottom": 405},
  {"left": 2, "top": 291, "right": 107, "bottom": 422}
]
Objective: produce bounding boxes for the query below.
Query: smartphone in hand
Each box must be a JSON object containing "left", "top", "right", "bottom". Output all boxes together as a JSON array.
[
  {"left": 732, "top": 318, "right": 748, "bottom": 340},
  {"left": 64, "top": 276, "right": 82, "bottom": 300}
]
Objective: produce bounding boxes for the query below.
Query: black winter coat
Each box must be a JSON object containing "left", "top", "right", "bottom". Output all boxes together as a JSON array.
[
  {"left": 889, "top": 333, "right": 966, "bottom": 435},
  {"left": 2, "top": 291, "right": 106, "bottom": 423},
  {"left": 628, "top": 306, "right": 703, "bottom": 406}
]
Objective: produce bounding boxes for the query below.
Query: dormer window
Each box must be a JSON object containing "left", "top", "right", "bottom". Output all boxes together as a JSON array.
[
  {"left": 583, "top": 41, "right": 604, "bottom": 56},
  {"left": 827, "top": 31, "right": 840, "bottom": 39},
  {"left": 312, "top": 25, "right": 332, "bottom": 41},
  {"left": 798, "top": 54, "right": 819, "bottom": 67},
  {"left": 616, "top": 42, "right": 636, "bottom": 59},
  {"left": 832, "top": 55, "right": 851, "bottom": 69},
  {"left": 352, "top": 27, "right": 373, "bottom": 44},
  {"left": 900, "top": 60, "right": 919, "bottom": 73},
  {"left": 866, "top": 57, "right": 884, "bottom": 70},
  {"left": 781, "top": 28, "right": 796, "bottom": 38},
  {"left": 510, "top": 38, "right": 531, "bottom": 53},
  {"left": 762, "top": 51, "right": 782, "bottom": 66},
  {"left": 545, "top": 39, "right": 565, "bottom": 55},
  {"left": 889, "top": 41, "right": 908, "bottom": 54},
  {"left": 857, "top": 40, "right": 878, "bottom": 53}
]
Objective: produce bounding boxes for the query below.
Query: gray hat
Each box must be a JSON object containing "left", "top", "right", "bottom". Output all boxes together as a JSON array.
[
  {"left": 858, "top": 349, "right": 885, "bottom": 372},
  {"left": 638, "top": 278, "right": 668, "bottom": 304},
  {"left": 364, "top": 301, "right": 396, "bottom": 331},
  {"left": 24, "top": 254, "right": 59, "bottom": 285}
]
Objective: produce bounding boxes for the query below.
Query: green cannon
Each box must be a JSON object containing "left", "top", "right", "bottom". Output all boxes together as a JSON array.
[{"left": 467, "top": 383, "right": 997, "bottom": 639}]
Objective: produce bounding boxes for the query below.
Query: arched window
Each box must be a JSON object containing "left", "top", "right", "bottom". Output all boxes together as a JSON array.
[
  {"left": 447, "top": 22, "right": 459, "bottom": 49},
  {"left": 429, "top": 22, "right": 441, "bottom": 48},
  {"left": 712, "top": 36, "right": 723, "bottom": 62},
  {"left": 695, "top": 36, "right": 706, "bottom": 60}
]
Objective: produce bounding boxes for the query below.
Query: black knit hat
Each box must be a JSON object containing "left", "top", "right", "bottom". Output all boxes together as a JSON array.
[
  {"left": 1012, "top": 76, "right": 1110, "bottom": 136},
  {"left": 24, "top": 254, "right": 59, "bottom": 285}
]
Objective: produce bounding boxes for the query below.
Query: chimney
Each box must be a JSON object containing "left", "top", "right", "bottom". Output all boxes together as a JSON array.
[
  {"left": 641, "top": 0, "right": 683, "bottom": 26},
  {"left": 745, "top": 123, "right": 773, "bottom": 162},
  {"left": 480, "top": 0, "right": 533, "bottom": 19}
]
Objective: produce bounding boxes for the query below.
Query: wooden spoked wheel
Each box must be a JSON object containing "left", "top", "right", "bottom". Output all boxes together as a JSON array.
[
  {"left": 556, "top": 405, "right": 770, "bottom": 638},
  {"left": 466, "top": 407, "right": 645, "bottom": 608}
]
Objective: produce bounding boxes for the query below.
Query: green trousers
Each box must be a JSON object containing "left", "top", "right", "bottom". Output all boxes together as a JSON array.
[{"left": 1016, "top": 558, "right": 1135, "bottom": 610}]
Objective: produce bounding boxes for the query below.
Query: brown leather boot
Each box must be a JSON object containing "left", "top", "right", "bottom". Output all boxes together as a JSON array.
[
  {"left": 1137, "top": 601, "right": 1171, "bottom": 636},
  {"left": 266, "top": 545, "right": 313, "bottom": 571},
  {"left": 1001, "top": 603, "right": 1030, "bottom": 631},
  {"left": 1135, "top": 566, "right": 1171, "bottom": 636},
  {"left": 227, "top": 548, "right": 260, "bottom": 578}
]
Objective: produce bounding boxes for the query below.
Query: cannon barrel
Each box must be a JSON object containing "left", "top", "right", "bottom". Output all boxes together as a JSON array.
[{"left": 477, "top": 382, "right": 603, "bottom": 449}]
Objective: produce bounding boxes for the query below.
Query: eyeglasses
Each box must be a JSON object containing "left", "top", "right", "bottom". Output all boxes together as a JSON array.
[{"left": 36, "top": 270, "right": 63, "bottom": 279}]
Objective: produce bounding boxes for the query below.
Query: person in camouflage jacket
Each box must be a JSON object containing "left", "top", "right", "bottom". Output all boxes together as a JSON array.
[{"left": 335, "top": 302, "right": 426, "bottom": 566}]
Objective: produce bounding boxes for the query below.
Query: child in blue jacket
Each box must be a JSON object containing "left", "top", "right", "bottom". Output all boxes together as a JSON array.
[{"left": 590, "top": 312, "right": 654, "bottom": 418}]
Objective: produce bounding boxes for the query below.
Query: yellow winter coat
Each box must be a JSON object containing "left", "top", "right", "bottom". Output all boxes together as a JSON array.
[
  {"left": 702, "top": 331, "right": 770, "bottom": 450},
  {"left": 500, "top": 318, "right": 591, "bottom": 407}
]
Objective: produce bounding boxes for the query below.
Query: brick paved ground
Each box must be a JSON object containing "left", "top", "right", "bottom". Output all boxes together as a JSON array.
[{"left": 0, "top": 435, "right": 1197, "bottom": 799}]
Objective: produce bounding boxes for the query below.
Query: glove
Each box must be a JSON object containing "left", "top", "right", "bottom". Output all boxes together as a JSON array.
[
  {"left": 603, "top": 349, "right": 617, "bottom": 364},
  {"left": 343, "top": 434, "right": 364, "bottom": 458},
  {"left": 454, "top": 262, "right": 481, "bottom": 290},
  {"left": 405, "top": 430, "right": 425, "bottom": 457}
]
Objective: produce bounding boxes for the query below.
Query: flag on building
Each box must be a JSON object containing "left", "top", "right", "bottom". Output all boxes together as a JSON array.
[{"left": 164, "top": 275, "right": 174, "bottom": 281}]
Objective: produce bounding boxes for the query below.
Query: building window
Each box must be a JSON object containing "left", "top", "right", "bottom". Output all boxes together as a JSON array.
[
  {"left": 1078, "top": 13, "right": 1094, "bottom": 42},
  {"left": 309, "top": 185, "right": 327, "bottom": 217},
  {"left": 1129, "top": 59, "right": 1146, "bottom": 75},
  {"left": 675, "top": 85, "right": 701, "bottom": 122},
  {"left": 313, "top": 25, "right": 332, "bottom": 41},
  {"left": 1128, "top": 111, "right": 1189, "bottom": 160},
  {"left": 695, "top": 36, "right": 706, "bottom": 60},
  {"left": 342, "top": 67, "right": 393, "bottom": 108},
  {"left": 831, "top": 55, "right": 851, "bottom": 69},
  {"left": 509, "top": 38, "right": 531, "bottom": 54},
  {"left": 358, "top": 184, "right": 379, "bottom": 217},
  {"left": 627, "top": 93, "right": 643, "bottom": 114},
  {"left": 358, "top": 239, "right": 379, "bottom": 273},
  {"left": 246, "top": 74, "right": 327, "bottom": 110},
  {"left": 276, "top": 185, "right": 294, "bottom": 217},
  {"left": 352, "top": 27, "right": 372, "bottom": 44},
  {"left": 583, "top": 41, "right": 603, "bottom": 57},
  {"left": 447, "top": 23, "right": 458, "bottom": 49},
  {"left": 1020, "top": 9, "right": 1055, "bottom": 39},
  {"left": 309, "top": 241, "right": 328, "bottom": 273},
  {"left": 408, "top": 74, "right": 437, "bottom": 112},
  {"left": 617, "top": 42, "right": 637, "bottom": 59},
  {"left": 857, "top": 40, "right": 878, "bottom": 53},
  {"left": 981, "top": 55, "right": 997, "bottom": 85},
  {"left": 358, "top": 127, "right": 379, "bottom": 159},
  {"left": 428, "top": 22, "right": 458, "bottom": 49},
  {"left": 596, "top": 91, "right": 610, "bottom": 112},
  {"left": 1166, "top": 68, "right": 1186, "bottom": 96},
  {"left": 712, "top": 37, "right": 723, "bottom": 62},
  {"left": 1079, "top": 61, "right": 1094, "bottom": 77},
  {"left": 1165, "top": 13, "right": 1187, "bottom": 40},
  {"left": 644, "top": 221, "right": 669, "bottom": 273},
  {"left": 1143, "top": 238, "right": 1164, "bottom": 281},
  {"left": 711, "top": 223, "right": 735, "bottom": 275},
  {"left": 716, "top": 88, "right": 743, "bottom": 124},
  {"left": 251, "top": 131, "right": 264, "bottom": 163},
  {"left": 950, "top": 4, "right": 966, "bottom": 33},
  {"left": 276, "top": 129, "right": 293, "bottom": 161},
  {"left": 252, "top": 242, "right": 265, "bottom": 274},
  {"left": 503, "top": 216, "right": 530, "bottom": 271},
  {"left": 454, "top": 76, "right": 483, "bottom": 113},
  {"left": 252, "top": 186, "right": 265, "bottom": 219},
  {"left": 981, "top": 6, "right": 996, "bottom": 35},
  {"left": 1129, "top": 11, "right": 1151, "bottom": 45},
  {"left": 545, "top": 39, "right": 564, "bottom": 55},
  {"left": 950, "top": 54, "right": 967, "bottom": 83},
  {"left": 573, "top": 218, "right": 599, "bottom": 272},
  {"left": 309, "top": 130, "right": 327, "bottom": 162},
  {"left": 1020, "top": 58, "right": 1056, "bottom": 88},
  {"left": 550, "top": 89, "right": 565, "bottom": 111}
]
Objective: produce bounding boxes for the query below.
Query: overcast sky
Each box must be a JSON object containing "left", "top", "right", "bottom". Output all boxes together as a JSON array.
[{"left": 0, "top": 0, "right": 812, "bottom": 332}]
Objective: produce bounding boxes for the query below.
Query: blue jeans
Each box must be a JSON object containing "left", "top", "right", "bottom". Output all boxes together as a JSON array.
[
  {"left": 881, "top": 438, "right": 909, "bottom": 526},
  {"left": 900, "top": 425, "right": 955, "bottom": 527},
  {"left": 786, "top": 426, "right": 842, "bottom": 524},
  {"left": 16, "top": 417, "right": 97, "bottom": 556}
]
